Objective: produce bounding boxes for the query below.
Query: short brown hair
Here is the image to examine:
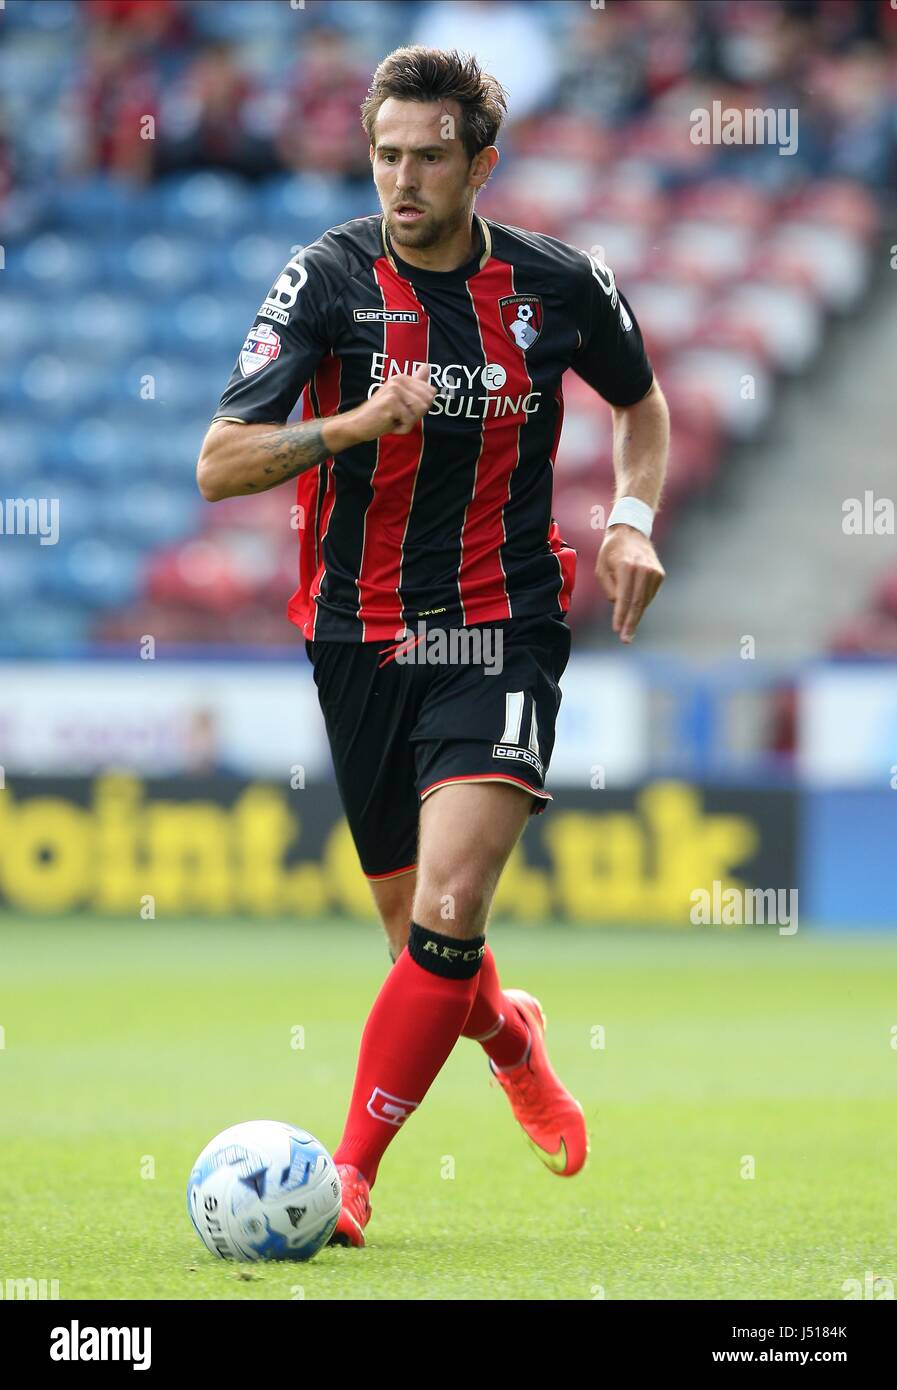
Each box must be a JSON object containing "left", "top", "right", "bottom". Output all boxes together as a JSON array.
[{"left": 361, "top": 46, "right": 508, "bottom": 162}]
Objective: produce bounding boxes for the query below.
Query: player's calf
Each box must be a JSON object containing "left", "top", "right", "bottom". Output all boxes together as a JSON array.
[{"left": 369, "top": 869, "right": 416, "bottom": 961}]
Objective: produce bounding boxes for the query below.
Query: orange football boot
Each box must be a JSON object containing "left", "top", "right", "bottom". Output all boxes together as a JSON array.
[
  {"left": 489, "top": 989, "right": 589, "bottom": 1177},
  {"left": 327, "top": 1164, "right": 372, "bottom": 1248}
]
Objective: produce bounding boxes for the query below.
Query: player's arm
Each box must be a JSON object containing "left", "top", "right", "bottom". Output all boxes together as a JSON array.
[
  {"left": 568, "top": 250, "right": 669, "bottom": 643},
  {"left": 197, "top": 240, "right": 438, "bottom": 503},
  {"left": 196, "top": 365, "right": 436, "bottom": 501},
  {"left": 600, "top": 377, "right": 669, "bottom": 644}
]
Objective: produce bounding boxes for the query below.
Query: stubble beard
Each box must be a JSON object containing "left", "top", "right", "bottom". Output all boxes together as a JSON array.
[{"left": 386, "top": 201, "right": 468, "bottom": 253}]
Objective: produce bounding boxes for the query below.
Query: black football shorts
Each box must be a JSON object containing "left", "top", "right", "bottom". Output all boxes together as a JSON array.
[{"left": 305, "top": 613, "right": 571, "bottom": 879}]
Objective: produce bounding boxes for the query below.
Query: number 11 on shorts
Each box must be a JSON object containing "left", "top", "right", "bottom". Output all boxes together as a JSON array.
[{"left": 500, "top": 691, "right": 540, "bottom": 757}]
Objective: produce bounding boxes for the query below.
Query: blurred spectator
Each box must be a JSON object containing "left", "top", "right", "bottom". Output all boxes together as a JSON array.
[
  {"left": 276, "top": 27, "right": 372, "bottom": 180},
  {"left": 768, "top": 685, "right": 798, "bottom": 761},
  {"left": 0, "top": 100, "right": 15, "bottom": 204},
  {"left": 555, "top": 0, "right": 705, "bottom": 129},
  {"left": 69, "top": 17, "right": 159, "bottom": 180},
  {"left": 155, "top": 41, "right": 279, "bottom": 180},
  {"left": 634, "top": 0, "right": 706, "bottom": 103},
  {"left": 183, "top": 707, "right": 237, "bottom": 778},
  {"left": 817, "top": 43, "right": 897, "bottom": 187},
  {"left": 555, "top": 4, "right": 647, "bottom": 127},
  {"left": 1, "top": 0, "right": 895, "bottom": 656},
  {"left": 83, "top": 0, "right": 186, "bottom": 46}
]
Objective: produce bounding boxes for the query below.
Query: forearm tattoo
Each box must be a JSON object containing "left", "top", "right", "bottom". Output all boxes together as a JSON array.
[{"left": 247, "top": 421, "right": 330, "bottom": 490}]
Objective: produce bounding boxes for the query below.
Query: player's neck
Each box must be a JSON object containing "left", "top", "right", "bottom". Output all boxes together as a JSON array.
[{"left": 388, "top": 215, "right": 480, "bottom": 274}]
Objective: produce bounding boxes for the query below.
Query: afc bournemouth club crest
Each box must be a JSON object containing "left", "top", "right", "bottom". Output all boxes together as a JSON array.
[
  {"left": 499, "top": 295, "right": 542, "bottom": 351},
  {"left": 239, "top": 322, "right": 282, "bottom": 378}
]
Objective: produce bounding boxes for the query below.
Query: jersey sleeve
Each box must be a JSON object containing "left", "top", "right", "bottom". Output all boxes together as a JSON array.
[
  {"left": 212, "top": 242, "right": 337, "bottom": 424},
  {"left": 568, "top": 250, "right": 654, "bottom": 407}
]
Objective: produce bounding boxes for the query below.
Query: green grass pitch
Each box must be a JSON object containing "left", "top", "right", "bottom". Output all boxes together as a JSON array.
[{"left": 1, "top": 917, "right": 895, "bottom": 1300}]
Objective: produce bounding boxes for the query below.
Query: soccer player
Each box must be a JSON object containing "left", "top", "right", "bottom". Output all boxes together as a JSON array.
[{"left": 197, "top": 48, "right": 668, "bottom": 1247}]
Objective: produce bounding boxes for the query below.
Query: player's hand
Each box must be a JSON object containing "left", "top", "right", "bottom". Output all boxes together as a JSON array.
[
  {"left": 596, "top": 524, "right": 665, "bottom": 644},
  {"left": 347, "top": 363, "right": 438, "bottom": 442}
]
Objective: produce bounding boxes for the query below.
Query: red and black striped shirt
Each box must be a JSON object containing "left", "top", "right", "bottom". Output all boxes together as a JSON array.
[{"left": 213, "top": 213, "right": 653, "bottom": 642}]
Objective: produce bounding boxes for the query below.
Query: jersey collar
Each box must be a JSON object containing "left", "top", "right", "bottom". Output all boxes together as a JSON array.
[{"left": 380, "top": 212, "right": 492, "bottom": 284}]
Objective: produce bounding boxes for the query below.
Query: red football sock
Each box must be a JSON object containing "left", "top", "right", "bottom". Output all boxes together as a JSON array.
[
  {"left": 461, "top": 944, "right": 531, "bottom": 1069},
  {"left": 333, "top": 928, "right": 482, "bottom": 1188}
]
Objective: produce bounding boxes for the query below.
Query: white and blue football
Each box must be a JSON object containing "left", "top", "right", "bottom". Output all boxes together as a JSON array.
[{"left": 187, "top": 1120, "right": 341, "bottom": 1262}]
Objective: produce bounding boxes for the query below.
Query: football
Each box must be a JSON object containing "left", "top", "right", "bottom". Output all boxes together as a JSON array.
[{"left": 187, "top": 1120, "right": 341, "bottom": 1262}]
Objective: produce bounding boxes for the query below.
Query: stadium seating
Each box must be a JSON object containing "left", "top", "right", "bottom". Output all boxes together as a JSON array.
[{"left": 0, "top": 0, "right": 890, "bottom": 654}]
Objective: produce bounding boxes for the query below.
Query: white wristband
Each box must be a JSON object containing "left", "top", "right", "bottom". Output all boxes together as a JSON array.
[{"left": 606, "top": 496, "right": 654, "bottom": 538}]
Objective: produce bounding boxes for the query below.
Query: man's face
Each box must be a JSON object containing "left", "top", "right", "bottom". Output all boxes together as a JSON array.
[{"left": 370, "top": 97, "right": 486, "bottom": 251}]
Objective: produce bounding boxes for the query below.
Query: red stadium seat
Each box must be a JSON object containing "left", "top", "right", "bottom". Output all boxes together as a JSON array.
[
  {"left": 674, "top": 179, "right": 775, "bottom": 232},
  {"left": 711, "top": 280, "right": 823, "bottom": 373},
  {"left": 784, "top": 179, "right": 881, "bottom": 242},
  {"left": 564, "top": 217, "right": 651, "bottom": 279},
  {"left": 655, "top": 220, "right": 755, "bottom": 289},
  {"left": 763, "top": 223, "right": 870, "bottom": 311},
  {"left": 620, "top": 277, "right": 706, "bottom": 352},
  {"left": 684, "top": 314, "right": 772, "bottom": 366},
  {"left": 510, "top": 113, "right": 610, "bottom": 164}
]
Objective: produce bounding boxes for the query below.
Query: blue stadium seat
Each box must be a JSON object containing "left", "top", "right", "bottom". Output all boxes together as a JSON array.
[
  {"left": 15, "top": 356, "right": 110, "bottom": 417},
  {"left": 157, "top": 172, "right": 254, "bottom": 239},
  {"left": 0, "top": 298, "right": 48, "bottom": 366},
  {"left": 48, "top": 177, "right": 156, "bottom": 236},
  {"left": 258, "top": 175, "right": 372, "bottom": 242},
  {"left": 0, "top": 546, "right": 38, "bottom": 607},
  {"left": 150, "top": 420, "right": 214, "bottom": 484},
  {"left": 33, "top": 539, "right": 143, "bottom": 611},
  {"left": 119, "top": 233, "right": 209, "bottom": 294},
  {"left": 0, "top": 421, "right": 47, "bottom": 476},
  {"left": 49, "top": 294, "right": 146, "bottom": 360},
  {"left": 0, "top": 603, "right": 92, "bottom": 654},
  {"left": 147, "top": 293, "right": 260, "bottom": 353},
  {"left": 112, "top": 356, "right": 227, "bottom": 416},
  {"left": 98, "top": 482, "right": 202, "bottom": 547},
  {"left": 226, "top": 233, "right": 294, "bottom": 288},
  {"left": 60, "top": 417, "right": 151, "bottom": 485},
  {"left": 3, "top": 233, "right": 101, "bottom": 292},
  {"left": 1, "top": 0, "right": 78, "bottom": 32}
]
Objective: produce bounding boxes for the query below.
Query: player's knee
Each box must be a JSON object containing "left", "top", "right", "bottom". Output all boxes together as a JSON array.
[{"left": 414, "top": 870, "right": 493, "bottom": 934}]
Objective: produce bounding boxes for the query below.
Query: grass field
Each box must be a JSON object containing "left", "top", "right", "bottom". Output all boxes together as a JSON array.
[{"left": 1, "top": 917, "right": 895, "bottom": 1301}]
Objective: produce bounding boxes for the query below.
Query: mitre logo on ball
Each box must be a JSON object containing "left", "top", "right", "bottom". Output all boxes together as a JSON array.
[
  {"left": 499, "top": 295, "right": 543, "bottom": 350},
  {"left": 239, "top": 322, "right": 282, "bottom": 378}
]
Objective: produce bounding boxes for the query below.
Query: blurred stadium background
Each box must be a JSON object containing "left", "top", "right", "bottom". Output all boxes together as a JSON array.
[{"left": 1, "top": 0, "right": 895, "bottom": 926}]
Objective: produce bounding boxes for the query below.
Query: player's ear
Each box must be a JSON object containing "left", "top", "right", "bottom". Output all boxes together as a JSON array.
[{"left": 471, "top": 145, "right": 499, "bottom": 190}]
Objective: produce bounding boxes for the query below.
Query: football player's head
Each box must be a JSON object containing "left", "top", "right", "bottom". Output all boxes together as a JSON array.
[{"left": 363, "top": 47, "right": 505, "bottom": 250}]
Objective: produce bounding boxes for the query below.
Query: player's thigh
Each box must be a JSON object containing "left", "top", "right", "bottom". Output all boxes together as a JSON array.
[
  {"left": 306, "top": 637, "right": 420, "bottom": 879},
  {"left": 408, "top": 613, "right": 571, "bottom": 933},
  {"left": 412, "top": 779, "right": 532, "bottom": 933}
]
